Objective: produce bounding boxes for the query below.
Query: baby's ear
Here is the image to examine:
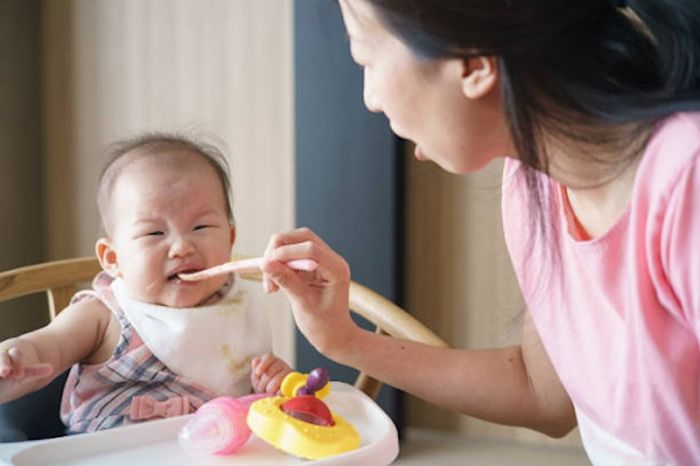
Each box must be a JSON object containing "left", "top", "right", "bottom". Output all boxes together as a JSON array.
[{"left": 95, "top": 238, "right": 121, "bottom": 277}]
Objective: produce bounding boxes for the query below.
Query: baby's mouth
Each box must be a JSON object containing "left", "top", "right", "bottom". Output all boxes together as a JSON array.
[{"left": 168, "top": 269, "right": 200, "bottom": 281}]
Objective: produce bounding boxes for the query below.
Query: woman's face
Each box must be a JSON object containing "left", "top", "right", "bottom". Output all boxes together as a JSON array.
[{"left": 339, "top": 0, "right": 514, "bottom": 174}]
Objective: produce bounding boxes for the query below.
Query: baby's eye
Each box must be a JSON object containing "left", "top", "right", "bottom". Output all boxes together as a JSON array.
[
  {"left": 193, "top": 225, "right": 210, "bottom": 231},
  {"left": 147, "top": 231, "right": 164, "bottom": 236}
]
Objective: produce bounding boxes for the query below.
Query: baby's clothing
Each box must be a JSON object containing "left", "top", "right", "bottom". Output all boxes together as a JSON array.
[
  {"left": 502, "top": 112, "right": 700, "bottom": 465},
  {"left": 109, "top": 276, "right": 270, "bottom": 396},
  {"left": 60, "top": 272, "right": 271, "bottom": 433}
]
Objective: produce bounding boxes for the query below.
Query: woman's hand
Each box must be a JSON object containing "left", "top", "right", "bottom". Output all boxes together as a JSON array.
[{"left": 261, "top": 227, "right": 359, "bottom": 358}]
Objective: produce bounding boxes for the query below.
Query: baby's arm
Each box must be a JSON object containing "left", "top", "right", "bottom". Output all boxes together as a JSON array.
[
  {"left": 0, "top": 297, "right": 112, "bottom": 403},
  {"left": 251, "top": 354, "right": 292, "bottom": 394}
]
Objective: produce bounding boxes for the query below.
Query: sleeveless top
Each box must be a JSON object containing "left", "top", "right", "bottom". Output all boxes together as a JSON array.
[{"left": 60, "top": 272, "right": 271, "bottom": 433}]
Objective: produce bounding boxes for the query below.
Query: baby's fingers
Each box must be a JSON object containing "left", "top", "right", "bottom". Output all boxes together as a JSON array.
[
  {"left": 0, "top": 349, "right": 13, "bottom": 378},
  {"left": 265, "top": 373, "right": 286, "bottom": 394},
  {"left": 2, "top": 348, "right": 52, "bottom": 381},
  {"left": 0, "top": 346, "right": 26, "bottom": 378},
  {"left": 22, "top": 363, "right": 53, "bottom": 379},
  {"left": 263, "top": 360, "right": 291, "bottom": 394},
  {"left": 252, "top": 354, "right": 276, "bottom": 376}
]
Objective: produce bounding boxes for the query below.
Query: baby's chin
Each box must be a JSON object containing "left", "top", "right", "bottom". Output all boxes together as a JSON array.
[
  {"left": 159, "top": 296, "right": 204, "bottom": 308},
  {"left": 171, "top": 280, "right": 226, "bottom": 308},
  {"left": 129, "top": 275, "right": 228, "bottom": 308},
  {"left": 136, "top": 287, "right": 210, "bottom": 309}
]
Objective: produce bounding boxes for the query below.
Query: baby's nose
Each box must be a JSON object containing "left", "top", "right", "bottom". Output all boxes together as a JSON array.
[{"left": 169, "top": 235, "right": 195, "bottom": 257}]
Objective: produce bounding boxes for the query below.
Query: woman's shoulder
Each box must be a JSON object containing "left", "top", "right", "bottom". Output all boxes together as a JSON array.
[
  {"left": 635, "top": 112, "right": 700, "bottom": 200},
  {"left": 673, "top": 111, "right": 700, "bottom": 133},
  {"left": 652, "top": 111, "right": 700, "bottom": 147}
]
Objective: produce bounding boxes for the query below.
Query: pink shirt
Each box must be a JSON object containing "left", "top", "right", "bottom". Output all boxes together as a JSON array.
[{"left": 502, "top": 113, "right": 700, "bottom": 465}]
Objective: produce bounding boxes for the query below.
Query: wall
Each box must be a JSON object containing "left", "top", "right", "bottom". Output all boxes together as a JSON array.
[
  {"left": 404, "top": 153, "right": 583, "bottom": 447},
  {"left": 0, "top": 0, "right": 46, "bottom": 340},
  {"left": 3, "top": 0, "right": 584, "bottom": 449},
  {"left": 41, "top": 0, "right": 296, "bottom": 362}
]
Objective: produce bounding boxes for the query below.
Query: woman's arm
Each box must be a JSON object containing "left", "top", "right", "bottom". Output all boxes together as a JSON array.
[
  {"left": 262, "top": 227, "right": 576, "bottom": 437},
  {"left": 325, "top": 311, "right": 574, "bottom": 437},
  {"left": 0, "top": 297, "right": 112, "bottom": 403}
]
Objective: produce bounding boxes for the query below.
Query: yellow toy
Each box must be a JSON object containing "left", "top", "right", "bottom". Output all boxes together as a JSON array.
[{"left": 247, "top": 368, "right": 361, "bottom": 460}]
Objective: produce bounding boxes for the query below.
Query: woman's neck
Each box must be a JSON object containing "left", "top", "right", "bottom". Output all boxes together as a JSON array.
[
  {"left": 564, "top": 157, "right": 641, "bottom": 238},
  {"left": 545, "top": 125, "right": 650, "bottom": 238}
]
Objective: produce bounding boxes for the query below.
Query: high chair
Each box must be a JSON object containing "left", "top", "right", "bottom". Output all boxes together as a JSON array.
[{"left": 0, "top": 256, "right": 446, "bottom": 442}]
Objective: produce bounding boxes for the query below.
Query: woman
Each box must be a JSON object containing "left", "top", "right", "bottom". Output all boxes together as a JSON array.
[{"left": 261, "top": 1, "right": 700, "bottom": 464}]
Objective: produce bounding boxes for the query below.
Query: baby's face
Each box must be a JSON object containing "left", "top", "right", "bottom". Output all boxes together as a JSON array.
[{"left": 104, "top": 154, "right": 234, "bottom": 307}]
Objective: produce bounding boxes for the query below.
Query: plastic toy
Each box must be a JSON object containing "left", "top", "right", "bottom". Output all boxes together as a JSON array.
[
  {"left": 177, "top": 392, "right": 269, "bottom": 456},
  {"left": 247, "top": 368, "right": 361, "bottom": 460},
  {"left": 178, "top": 368, "right": 360, "bottom": 460}
]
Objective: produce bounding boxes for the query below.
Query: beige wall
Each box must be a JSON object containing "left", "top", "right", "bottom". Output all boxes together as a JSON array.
[
  {"left": 4, "top": 0, "right": 583, "bottom": 449},
  {"left": 41, "top": 0, "right": 296, "bottom": 363},
  {"left": 404, "top": 152, "right": 583, "bottom": 448}
]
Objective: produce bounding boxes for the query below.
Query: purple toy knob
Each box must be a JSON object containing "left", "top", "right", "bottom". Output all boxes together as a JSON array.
[{"left": 296, "top": 367, "right": 329, "bottom": 396}]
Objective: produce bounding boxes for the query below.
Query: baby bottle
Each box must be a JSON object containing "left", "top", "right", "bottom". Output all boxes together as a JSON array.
[{"left": 178, "top": 393, "right": 269, "bottom": 456}]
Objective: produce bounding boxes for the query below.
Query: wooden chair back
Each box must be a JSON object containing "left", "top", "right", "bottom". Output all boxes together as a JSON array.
[{"left": 0, "top": 256, "right": 447, "bottom": 398}]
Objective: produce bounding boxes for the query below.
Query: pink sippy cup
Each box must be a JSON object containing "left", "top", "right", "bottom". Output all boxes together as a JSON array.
[{"left": 178, "top": 393, "right": 269, "bottom": 456}]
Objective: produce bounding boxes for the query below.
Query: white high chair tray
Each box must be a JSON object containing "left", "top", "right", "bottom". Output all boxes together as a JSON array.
[{"left": 0, "top": 382, "right": 398, "bottom": 466}]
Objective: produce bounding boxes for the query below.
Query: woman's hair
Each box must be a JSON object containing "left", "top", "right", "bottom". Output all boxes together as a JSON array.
[
  {"left": 361, "top": 0, "right": 700, "bottom": 175},
  {"left": 97, "top": 132, "right": 235, "bottom": 234},
  {"left": 357, "top": 0, "right": 700, "bottom": 289}
]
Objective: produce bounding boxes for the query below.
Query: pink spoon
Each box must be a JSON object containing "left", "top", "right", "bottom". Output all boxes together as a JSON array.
[{"left": 178, "top": 257, "right": 317, "bottom": 281}]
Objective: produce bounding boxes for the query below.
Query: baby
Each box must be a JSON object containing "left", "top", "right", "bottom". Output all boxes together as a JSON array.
[{"left": 0, "top": 133, "right": 290, "bottom": 433}]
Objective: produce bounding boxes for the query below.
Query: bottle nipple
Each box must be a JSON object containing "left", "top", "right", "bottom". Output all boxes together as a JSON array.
[{"left": 178, "top": 398, "right": 252, "bottom": 456}]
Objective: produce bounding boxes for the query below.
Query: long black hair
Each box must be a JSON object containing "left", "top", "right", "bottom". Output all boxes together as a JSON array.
[
  {"left": 361, "top": 0, "right": 700, "bottom": 176},
  {"left": 356, "top": 0, "right": 700, "bottom": 291}
]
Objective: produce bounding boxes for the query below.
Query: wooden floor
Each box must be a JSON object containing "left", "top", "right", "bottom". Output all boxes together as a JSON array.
[{"left": 394, "top": 429, "right": 592, "bottom": 466}]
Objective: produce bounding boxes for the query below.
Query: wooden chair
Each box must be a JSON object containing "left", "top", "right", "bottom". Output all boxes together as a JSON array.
[{"left": 0, "top": 256, "right": 447, "bottom": 439}]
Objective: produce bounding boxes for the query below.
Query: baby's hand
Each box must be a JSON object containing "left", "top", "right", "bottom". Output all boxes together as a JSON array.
[
  {"left": 251, "top": 354, "right": 292, "bottom": 394},
  {"left": 0, "top": 346, "right": 53, "bottom": 381}
]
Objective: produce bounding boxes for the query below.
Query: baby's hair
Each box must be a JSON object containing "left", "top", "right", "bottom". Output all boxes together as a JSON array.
[{"left": 97, "top": 132, "right": 235, "bottom": 235}]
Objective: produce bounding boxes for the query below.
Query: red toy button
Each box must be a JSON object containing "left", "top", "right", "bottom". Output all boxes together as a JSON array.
[{"left": 281, "top": 395, "right": 335, "bottom": 426}]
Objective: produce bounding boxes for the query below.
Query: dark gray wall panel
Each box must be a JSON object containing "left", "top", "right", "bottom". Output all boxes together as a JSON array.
[{"left": 294, "top": 0, "right": 404, "bottom": 429}]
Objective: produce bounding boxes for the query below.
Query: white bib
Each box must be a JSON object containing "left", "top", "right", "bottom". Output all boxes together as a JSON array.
[{"left": 110, "top": 275, "right": 271, "bottom": 396}]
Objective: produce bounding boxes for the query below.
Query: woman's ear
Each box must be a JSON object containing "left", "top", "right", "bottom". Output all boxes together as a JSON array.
[
  {"left": 96, "top": 238, "right": 121, "bottom": 277},
  {"left": 461, "top": 56, "right": 498, "bottom": 99}
]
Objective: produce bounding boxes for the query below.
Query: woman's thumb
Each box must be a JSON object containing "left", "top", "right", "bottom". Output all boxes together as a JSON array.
[{"left": 265, "top": 260, "right": 303, "bottom": 296}]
